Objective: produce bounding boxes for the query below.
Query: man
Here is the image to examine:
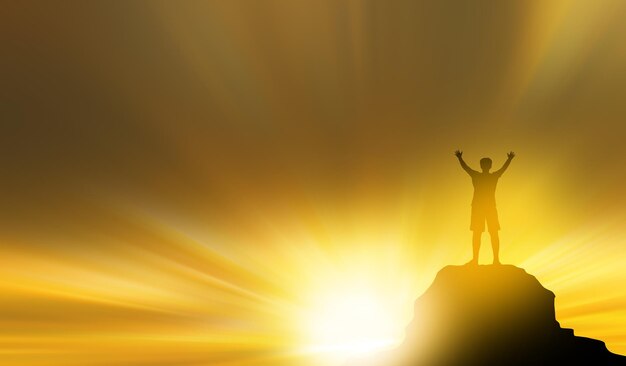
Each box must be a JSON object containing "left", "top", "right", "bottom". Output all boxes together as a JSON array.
[{"left": 455, "top": 150, "right": 515, "bottom": 265}]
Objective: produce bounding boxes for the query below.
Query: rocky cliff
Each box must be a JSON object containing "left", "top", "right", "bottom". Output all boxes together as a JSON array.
[{"left": 352, "top": 264, "right": 626, "bottom": 365}]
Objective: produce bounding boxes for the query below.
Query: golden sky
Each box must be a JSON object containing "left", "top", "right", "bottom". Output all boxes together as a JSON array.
[{"left": 2, "top": 1, "right": 626, "bottom": 365}]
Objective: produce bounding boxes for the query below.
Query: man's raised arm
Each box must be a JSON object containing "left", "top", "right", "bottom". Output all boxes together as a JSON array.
[
  {"left": 494, "top": 151, "right": 515, "bottom": 176},
  {"left": 455, "top": 150, "right": 477, "bottom": 176}
]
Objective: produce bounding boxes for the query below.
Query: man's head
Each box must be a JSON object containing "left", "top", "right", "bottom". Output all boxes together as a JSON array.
[{"left": 480, "top": 157, "right": 492, "bottom": 172}]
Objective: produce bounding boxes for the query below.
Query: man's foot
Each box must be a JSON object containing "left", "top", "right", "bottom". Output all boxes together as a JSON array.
[
  {"left": 466, "top": 259, "right": 478, "bottom": 266},
  {"left": 493, "top": 259, "right": 501, "bottom": 265}
]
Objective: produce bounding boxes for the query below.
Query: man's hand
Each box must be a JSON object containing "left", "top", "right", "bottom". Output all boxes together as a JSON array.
[
  {"left": 507, "top": 151, "right": 515, "bottom": 160},
  {"left": 456, "top": 149, "right": 476, "bottom": 175}
]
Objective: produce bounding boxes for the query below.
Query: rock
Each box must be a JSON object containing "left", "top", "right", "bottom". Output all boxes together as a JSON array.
[{"left": 350, "top": 264, "right": 626, "bottom": 366}]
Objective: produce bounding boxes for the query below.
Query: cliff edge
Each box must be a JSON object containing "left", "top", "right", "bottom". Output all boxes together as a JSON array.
[{"left": 352, "top": 264, "right": 626, "bottom": 366}]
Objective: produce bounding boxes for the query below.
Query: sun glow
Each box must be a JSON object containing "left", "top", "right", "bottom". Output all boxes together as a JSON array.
[
  {"left": 3, "top": 1, "right": 626, "bottom": 365},
  {"left": 302, "top": 283, "right": 404, "bottom": 362}
]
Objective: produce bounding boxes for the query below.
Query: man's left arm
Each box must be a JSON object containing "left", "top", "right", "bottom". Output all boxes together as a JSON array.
[{"left": 494, "top": 151, "right": 515, "bottom": 176}]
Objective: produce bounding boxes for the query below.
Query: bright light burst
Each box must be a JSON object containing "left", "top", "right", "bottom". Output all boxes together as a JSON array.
[
  {"left": 3, "top": 1, "right": 626, "bottom": 366},
  {"left": 302, "top": 283, "right": 402, "bottom": 359}
]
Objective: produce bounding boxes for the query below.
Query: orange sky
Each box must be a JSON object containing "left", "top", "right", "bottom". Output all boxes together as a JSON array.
[{"left": 2, "top": 1, "right": 626, "bottom": 365}]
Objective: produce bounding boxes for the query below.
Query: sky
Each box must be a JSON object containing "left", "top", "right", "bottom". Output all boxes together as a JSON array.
[{"left": 2, "top": 1, "right": 626, "bottom": 365}]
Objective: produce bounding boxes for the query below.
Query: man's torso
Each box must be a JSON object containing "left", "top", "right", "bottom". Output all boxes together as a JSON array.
[{"left": 471, "top": 172, "right": 499, "bottom": 207}]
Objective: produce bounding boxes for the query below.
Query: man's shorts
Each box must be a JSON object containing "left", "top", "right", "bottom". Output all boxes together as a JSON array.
[{"left": 470, "top": 204, "right": 500, "bottom": 232}]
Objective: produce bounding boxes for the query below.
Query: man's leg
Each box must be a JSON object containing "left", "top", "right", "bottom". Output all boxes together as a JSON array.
[
  {"left": 486, "top": 205, "right": 501, "bottom": 265},
  {"left": 489, "top": 230, "right": 500, "bottom": 265},
  {"left": 471, "top": 231, "right": 481, "bottom": 264}
]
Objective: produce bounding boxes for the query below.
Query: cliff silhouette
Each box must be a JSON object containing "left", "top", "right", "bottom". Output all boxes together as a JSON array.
[{"left": 351, "top": 264, "right": 626, "bottom": 366}]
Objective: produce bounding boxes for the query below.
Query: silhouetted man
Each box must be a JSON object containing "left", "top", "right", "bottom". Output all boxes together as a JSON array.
[{"left": 455, "top": 150, "right": 515, "bottom": 265}]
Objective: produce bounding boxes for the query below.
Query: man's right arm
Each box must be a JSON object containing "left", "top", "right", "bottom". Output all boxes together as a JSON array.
[{"left": 455, "top": 150, "right": 477, "bottom": 176}]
